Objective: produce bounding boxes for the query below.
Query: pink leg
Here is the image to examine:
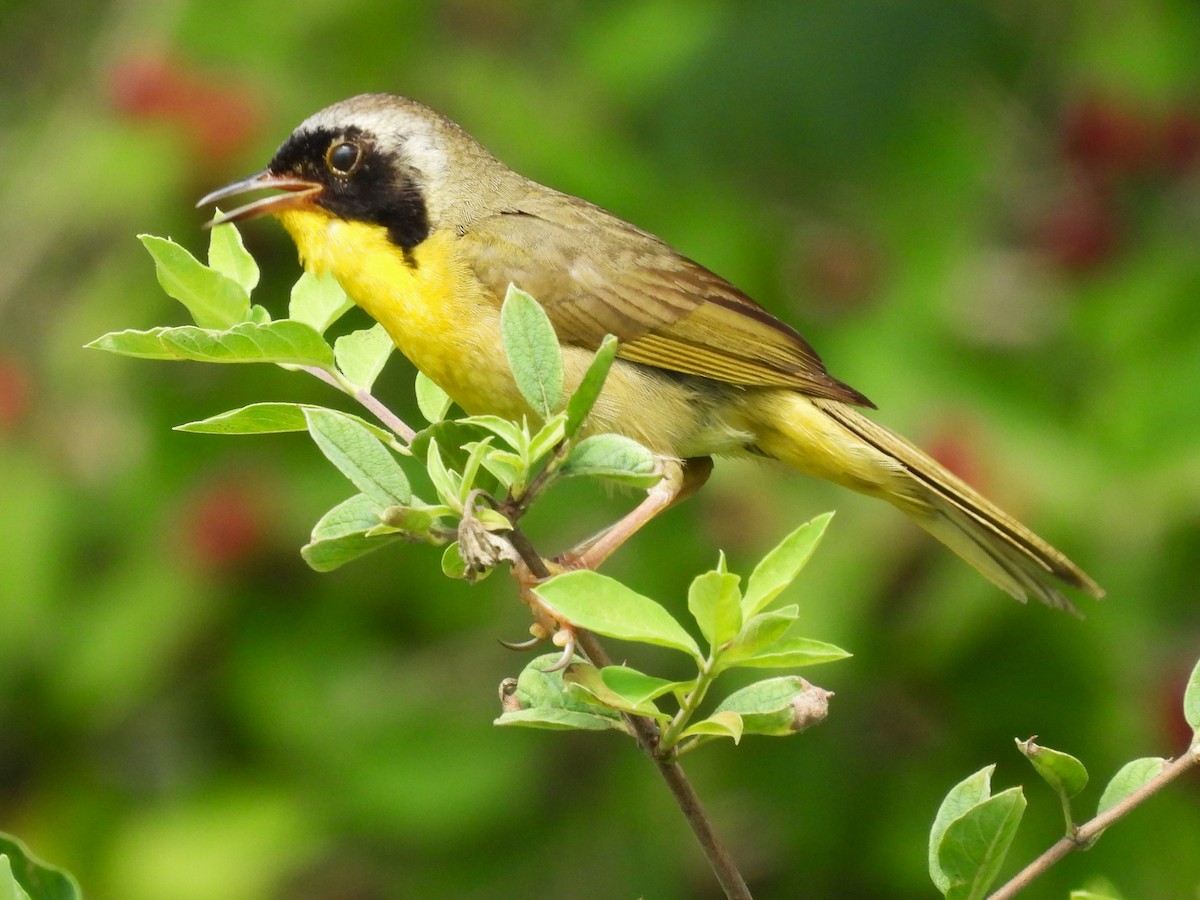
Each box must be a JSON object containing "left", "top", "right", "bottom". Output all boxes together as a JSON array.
[{"left": 563, "top": 456, "right": 714, "bottom": 570}]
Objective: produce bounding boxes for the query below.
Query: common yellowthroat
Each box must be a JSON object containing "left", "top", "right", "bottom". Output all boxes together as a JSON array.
[{"left": 199, "top": 93, "right": 1103, "bottom": 612}]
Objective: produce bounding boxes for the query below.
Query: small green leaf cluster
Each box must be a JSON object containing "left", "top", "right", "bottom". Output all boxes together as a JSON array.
[
  {"left": 90, "top": 230, "right": 360, "bottom": 372},
  {"left": 89, "top": 230, "right": 660, "bottom": 580},
  {"left": 929, "top": 655, "right": 1200, "bottom": 899},
  {"left": 0, "top": 833, "right": 80, "bottom": 900},
  {"left": 410, "top": 285, "right": 657, "bottom": 580},
  {"left": 496, "top": 514, "right": 849, "bottom": 753}
]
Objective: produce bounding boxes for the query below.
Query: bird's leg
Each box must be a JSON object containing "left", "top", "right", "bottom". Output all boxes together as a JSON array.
[
  {"left": 503, "top": 457, "right": 711, "bottom": 658},
  {"left": 504, "top": 555, "right": 579, "bottom": 671},
  {"left": 559, "top": 456, "right": 713, "bottom": 571}
]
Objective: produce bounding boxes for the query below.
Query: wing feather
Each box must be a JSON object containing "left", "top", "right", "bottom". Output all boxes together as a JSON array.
[{"left": 462, "top": 194, "right": 872, "bottom": 407}]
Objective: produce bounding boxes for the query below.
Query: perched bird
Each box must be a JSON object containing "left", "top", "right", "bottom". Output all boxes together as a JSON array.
[{"left": 199, "top": 93, "right": 1102, "bottom": 612}]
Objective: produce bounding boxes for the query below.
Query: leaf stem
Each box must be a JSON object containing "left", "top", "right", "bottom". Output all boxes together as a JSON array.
[
  {"left": 503, "top": 530, "right": 752, "bottom": 900},
  {"left": 989, "top": 742, "right": 1200, "bottom": 899},
  {"left": 1058, "top": 795, "right": 1075, "bottom": 840},
  {"left": 301, "top": 365, "right": 415, "bottom": 443},
  {"left": 575, "top": 629, "right": 752, "bottom": 900},
  {"left": 660, "top": 657, "right": 717, "bottom": 750},
  {"left": 509, "top": 435, "right": 571, "bottom": 513},
  {"left": 354, "top": 386, "right": 415, "bottom": 443}
]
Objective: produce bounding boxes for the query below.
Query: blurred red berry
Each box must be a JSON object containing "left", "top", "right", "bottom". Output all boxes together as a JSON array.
[
  {"left": 0, "top": 359, "right": 30, "bottom": 433},
  {"left": 1160, "top": 666, "right": 1198, "bottom": 754},
  {"left": 1160, "top": 109, "right": 1200, "bottom": 174},
  {"left": 1035, "top": 189, "right": 1120, "bottom": 272},
  {"left": 925, "top": 427, "right": 987, "bottom": 496},
  {"left": 1061, "top": 95, "right": 1152, "bottom": 181},
  {"left": 803, "top": 231, "right": 881, "bottom": 314},
  {"left": 108, "top": 56, "right": 185, "bottom": 119},
  {"left": 108, "top": 54, "right": 263, "bottom": 165},
  {"left": 183, "top": 480, "right": 269, "bottom": 571}
]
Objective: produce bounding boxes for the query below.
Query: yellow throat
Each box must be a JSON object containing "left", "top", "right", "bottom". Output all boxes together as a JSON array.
[{"left": 278, "top": 209, "right": 527, "bottom": 419}]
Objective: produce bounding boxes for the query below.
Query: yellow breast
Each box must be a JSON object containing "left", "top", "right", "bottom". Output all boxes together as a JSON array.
[
  {"left": 277, "top": 210, "right": 530, "bottom": 418},
  {"left": 275, "top": 208, "right": 755, "bottom": 460}
]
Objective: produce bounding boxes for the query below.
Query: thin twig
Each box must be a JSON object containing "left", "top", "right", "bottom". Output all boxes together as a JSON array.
[
  {"left": 354, "top": 387, "right": 415, "bottom": 442},
  {"left": 574, "top": 629, "right": 753, "bottom": 900},
  {"left": 505, "top": 526, "right": 551, "bottom": 579},
  {"left": 989, "top": 743, "right": 1200, "bottom": 899},
  {"left": 504, "top": 529, "right": 752, "bottom": 900},
  {"left": 300, "top": 365, "right": 416, "bottom": 442},
  {"left": 301, "top": 364, "right": 344, "bottom": 391}
]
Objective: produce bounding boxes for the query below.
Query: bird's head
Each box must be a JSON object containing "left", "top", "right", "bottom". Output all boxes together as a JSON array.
[{"left": 197, "top": 93, "right": 502, "bottom": 253}]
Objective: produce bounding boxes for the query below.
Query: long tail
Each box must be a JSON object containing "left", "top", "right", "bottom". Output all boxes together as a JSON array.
[
  {"left": 818, "top": 400, "right": 1103, "bottom": 613},
  {"left": 754, "top": 393, "right": 1104, "bottom": 613}
]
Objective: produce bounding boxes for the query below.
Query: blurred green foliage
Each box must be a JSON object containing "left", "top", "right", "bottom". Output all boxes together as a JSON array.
[{"left": 2, "top": 1, "right": 1199, "bottom": 897}]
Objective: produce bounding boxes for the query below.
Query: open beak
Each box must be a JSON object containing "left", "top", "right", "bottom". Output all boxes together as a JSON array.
[{"left": 196, "top": 171, "right": 323, "bottom": 228}]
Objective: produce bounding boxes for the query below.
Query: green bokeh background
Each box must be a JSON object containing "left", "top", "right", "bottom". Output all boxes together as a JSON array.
[{"left": 2, "top": 1, "right": 1198, "bottom": 897}]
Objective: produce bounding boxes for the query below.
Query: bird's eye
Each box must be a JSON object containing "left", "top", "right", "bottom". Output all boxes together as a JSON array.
[{"left": 326, "top": 141, "right": 362, "bottom": 175}]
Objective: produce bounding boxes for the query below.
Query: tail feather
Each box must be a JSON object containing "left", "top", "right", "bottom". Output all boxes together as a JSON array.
[{"left": 814, "top": 400, "right": 1104, "bottom": 612}]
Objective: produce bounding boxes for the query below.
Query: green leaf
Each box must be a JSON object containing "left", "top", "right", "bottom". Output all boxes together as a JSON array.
[
  {"left": 87, "top": 321, "right": 335, "bottom": 369},
  {"left": 1017, "top": 737, "right": 1089, "bottom": 800},
  {"left": 0, "top": 857, "right": 32, "bottom": 900},
  {"left": 495, "top": 707, "right": 626, "bottom": 731},
  {"left": 688, "top": 570, "right": 743, "bottom": 650},
  {"left": 300, "top": 493, "right": 403, "bottom": 572},
  {"left": 722, "top": 606, "right": 798, "bottom": 662},
  {"left": 563, "top": 664, "right": 671, "bottom": 720},
  {"left": 302, "top": 530, "right": 403, "bottom": 572},
  {"left": 472, "top": 506, "right": 512, "bottom": 532},
  {"left": 446, "top": 420, "right": 525, "bottom": 489},
  {"left": 937, "top": 788, "right": 1026, "bottom": 900},
  {"left": 495, "top": 655, "right": 627, "bottom": 732},
  {"left": 716, "top": 636, "right": 850, "bottom": 672},
  {"left": 415, "top": 371, "right": 453, "bottom": 422},
  {"left": 742, "top": 512, "right": 833, "bottom": 617},
  {"left": 930, "top": 766, "right": 996, "bottom": 894},
  {"left": 600, "top": 665, "right": 690, "bottom": 705},
  {"left": 289, "top": 270, "right": 354, "bottom": 333},
  {"left": 441, "top": 542, "right": 468, "bottom": 579},
  {"left": 527, "top": 415, "right": 567, "bottom": 464},
  {"left": 0, "top": 833, "right": 80, "bottom": 900},
  {"left": 304, "top": 408, "right": 410, "bottom": 507},
  {"left": 175, "top": 402, "right": 393, "bottom": 442},
  {"left": 206, "top": 220, "right": 259, "bottom": 295},
  {"left": 410, "top": 420, "right": 489, "bottom": 470},
  {"left": 479, "top": 452, "right": 521, "bottom": 488},
  {"left": 1097, "top": 757, "right": 1168, "bottom": 817},
  {"left": 510, "top": 655, "right": 584, "bottom": 706},
  {"left": 711, "top": 675, "right": 830, "bottom": 736},
  {"left": 565, "top": 334, "right": 618, "bottom": 436},
  {"left": 425, "top": 438, "right": 462, "bottom": 509},
  {"left": 559, "top": 433, "right": 660, "bottom": 488},
  {"left": 500, "top": 284, "right": 563, "bottom": 418},
  {"left": 533, "top": 570, "right": 702, "bottom": 659},
  {"left": 309, "top": 493, "right": 385, "bottom": 541},
  {"left": 139, "top": 234, "right": 248, "bottom": 328},
  {"left": 457, "top": 437, "right": 495, "bottom": 506},
  {"left": 681, "top": 711, "right": 744, "bottom": 743},
  {"left": 334, "top": 323, "right": 393, "bottom": 389},
  {"left": 459, "top": 415, "right": 526, "bottom": 451},
  {"left": 379, "top": 503, "right": 449, "bottom": 535},
  {"left": 1069, "top": 878, "right": 1125, "bottom": 900},
  {"left": 1184, "top": 656, "right": 1200, "bottom": 733}
]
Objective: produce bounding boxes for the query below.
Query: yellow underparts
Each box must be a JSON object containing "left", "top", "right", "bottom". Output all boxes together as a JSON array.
[
  {"left": 737, "top": 391, "right": 909, "bottom": 502},
  {"left": 275, "top": 209, "right": 904, "bottom": 497},
  {"left": 279, "top": 210, "right": 528, "bottom": 419}
]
